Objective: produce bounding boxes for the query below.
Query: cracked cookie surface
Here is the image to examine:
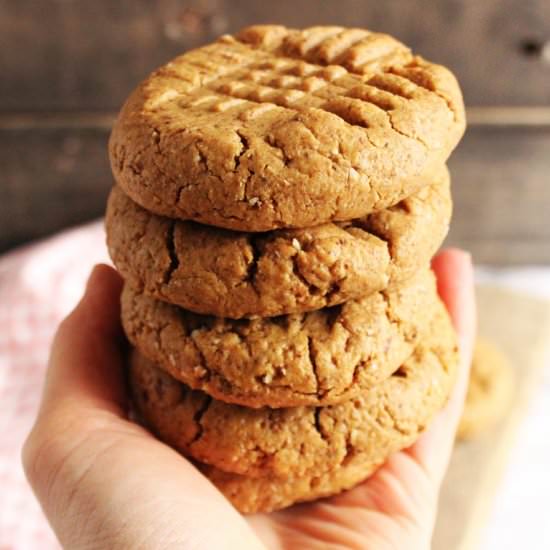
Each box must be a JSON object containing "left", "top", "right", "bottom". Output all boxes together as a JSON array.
[
  {"left": 107, "top": 166, "right": 450, "bottom": 319},
  {"left": 121, "top": 269, "right": 438, "bottom": 408},
  {"left": 129, "top": 300, "right": 458, "bottom": 510},
  {"left": 109, "top": 24, "right": 465, "bottom": 231},
  {"left": 457, "top": 338, "right": 514, "bottom": 440}
]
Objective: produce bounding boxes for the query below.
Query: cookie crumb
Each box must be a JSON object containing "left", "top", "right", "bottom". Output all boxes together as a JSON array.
[
  {"left": 291, "top": 238, "right": 301, "bottom": 251},
  {"left": 193, "top": 365, "right": 208, "bottom": 378},
  {"left": 349, "top": 429, "right": 360, "bottom": 444}
]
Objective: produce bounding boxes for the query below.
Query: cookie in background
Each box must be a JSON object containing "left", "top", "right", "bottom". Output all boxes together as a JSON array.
[{"left": 458, "top": 338, "right": 515, "bottom": 440}]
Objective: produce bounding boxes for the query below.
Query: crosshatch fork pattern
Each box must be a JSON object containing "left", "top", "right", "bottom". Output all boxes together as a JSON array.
[
  {"left": 150, "top": 27, "right": 458, "bottom": 148},
  {"left": 110, "top": 25, "right": 465, "bottom": 231}
]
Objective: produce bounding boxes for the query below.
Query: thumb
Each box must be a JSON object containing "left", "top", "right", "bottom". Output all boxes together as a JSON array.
[
  {"left": 40, "top": 263, "right": 127, "bottom": 417},
  {"left": 23, "top": 265, "right": 265, "bottom": 550}
]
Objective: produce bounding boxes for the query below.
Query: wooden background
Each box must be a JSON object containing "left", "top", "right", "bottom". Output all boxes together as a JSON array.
[{"left": 1, "top": 0, "right": 549, "bottom": 263}]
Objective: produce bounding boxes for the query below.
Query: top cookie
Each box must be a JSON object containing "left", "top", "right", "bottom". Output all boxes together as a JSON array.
[{"left": 109, "top": 25, "right": 465, "bottom": 231}]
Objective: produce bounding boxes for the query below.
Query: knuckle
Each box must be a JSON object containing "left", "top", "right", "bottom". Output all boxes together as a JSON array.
[
  {"left": 22, "top": 411, "right": 119, "bottom": 506},
  {"left": 21, "top": 413, "right": 79, "bottom": 501},
  {"left": 21, "top": 428, "right": 39, "bottom": 482},
  {"left": 21, "top": 419, "right": 63, "bottom": 494}
]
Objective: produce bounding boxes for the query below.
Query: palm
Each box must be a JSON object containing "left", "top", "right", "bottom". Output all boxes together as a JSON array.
[
  {"left": 245, "top": 363, "right": 465, "bottom": 550},
  {"left": 246, "top": 449, "right": 435, "bottom": 550}
]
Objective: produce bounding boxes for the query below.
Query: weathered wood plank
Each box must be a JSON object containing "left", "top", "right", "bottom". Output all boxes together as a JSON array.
[
  {"left": 1, "top": 0, "right": 549, "bottom": 111},
  {"left": 1, "top": 125, "right": 549, "bottom": 264},
  {"left": 0, "top": 0, "right": 223, "bottom": 111},
  {"left": 446, "top": 126, "right": 550, "bottom": 264},
  {"left": 0, "top": 128, "right": 112, "bottom": 251}
]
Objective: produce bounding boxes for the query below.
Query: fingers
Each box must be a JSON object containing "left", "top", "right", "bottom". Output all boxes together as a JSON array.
[
  {"left": 432, "top": 248, "right": 477, "bottom": 365},
  {"left": 41, "top": 264, "right": 126, "bottom": 417},
  {"left": 432, "top": 248, "right": 477, "bottom": 426},
  {"left": 22, "top": 264, "right": 266, "bottom": 549},
  {"left": 407, "top": 248, "right": 476, "bottom": 483}
]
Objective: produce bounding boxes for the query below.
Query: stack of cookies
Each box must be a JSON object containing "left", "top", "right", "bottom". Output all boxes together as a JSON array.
[{"left": 106, "top": 25, "right": 466, "bottom": 513}]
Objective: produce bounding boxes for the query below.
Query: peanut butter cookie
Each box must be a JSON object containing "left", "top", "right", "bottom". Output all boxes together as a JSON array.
[
  {"left": 109, "top": 25, "right": 464, "bottom": 231},
  {"left": 122, "top": 269, "right": 439, "bottom": 408},
  {"left": 107, "top": 166, "right": 450, "bottom": 318}
]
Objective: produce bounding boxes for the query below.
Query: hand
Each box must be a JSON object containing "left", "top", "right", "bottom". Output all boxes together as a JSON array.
[{"left": 23, "top": 249, "right": 475, "bottom": 550}]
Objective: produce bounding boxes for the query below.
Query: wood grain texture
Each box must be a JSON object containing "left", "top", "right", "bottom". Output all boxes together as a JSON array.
[
  {"left": 1, "top": 0, "right": 549, "bottom": 110},
  {"left": 1, "top": 125, "right": 549, "bottom": 263},
  {"left": 446, "top": 126, "right": 550, "bottom": 264},
  {"left": 0, "top": 0, "right": 224, "bottom": 111},
  {"left": 0, "top": 128, "right": 112, "bottom": 252}
]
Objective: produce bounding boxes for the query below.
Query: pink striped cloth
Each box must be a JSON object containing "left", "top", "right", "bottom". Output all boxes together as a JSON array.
[{"left": 0, "top": 221, "right": 109, "bottom": 549}]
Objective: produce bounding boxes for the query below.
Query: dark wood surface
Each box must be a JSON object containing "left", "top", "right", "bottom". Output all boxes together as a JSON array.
[
  {"left": 447, "top": 126, "right": 550, "bottom": 264},
  {"left": 2, "top": 0, "right": 550, "bottom": 109},
  {"left": 0, "top": 127, "right": 111, "bottom": 252},
  {"left": 1, "top": 0, "right": 549, "bottom": 262}
]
